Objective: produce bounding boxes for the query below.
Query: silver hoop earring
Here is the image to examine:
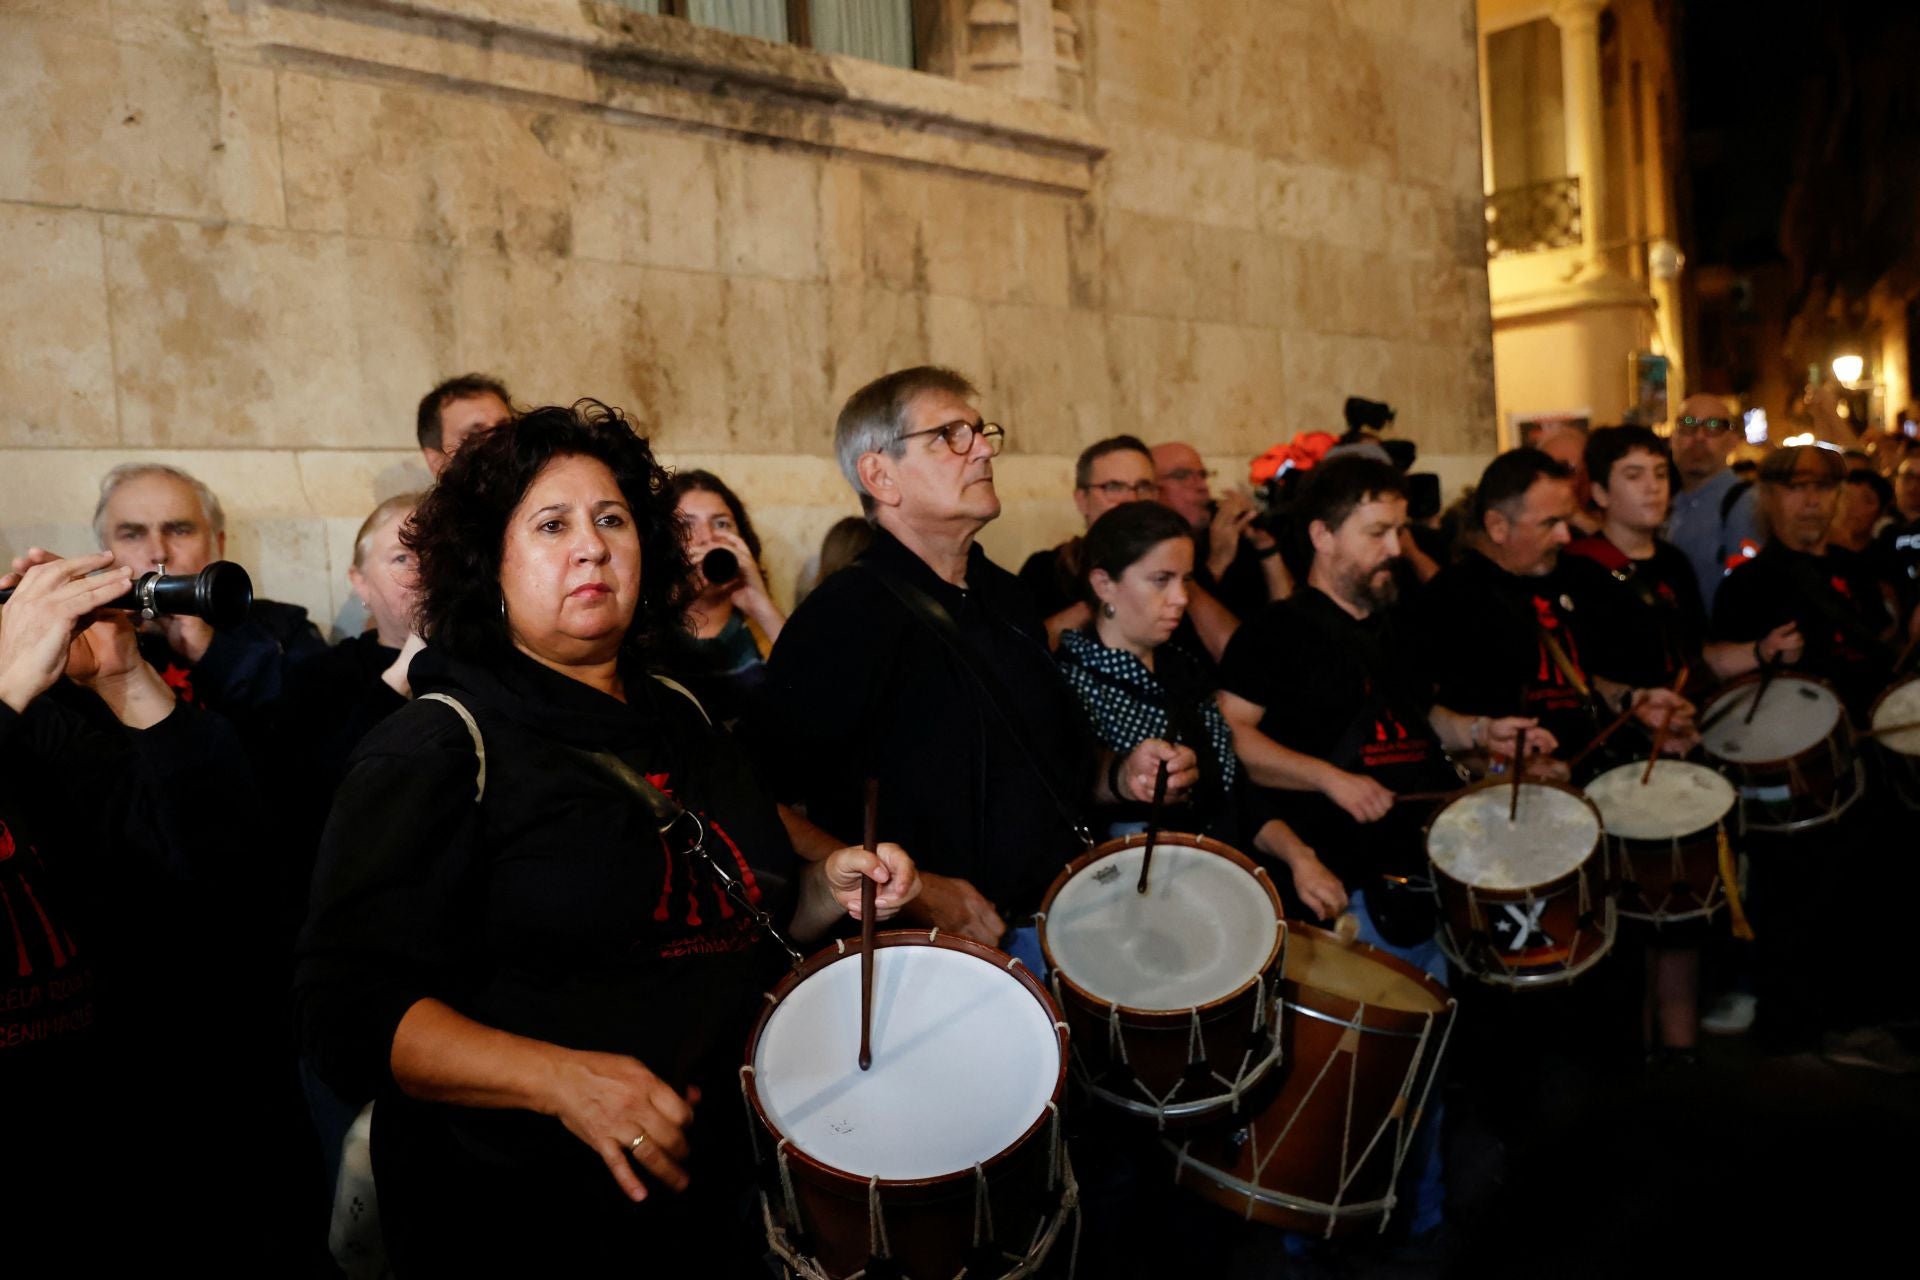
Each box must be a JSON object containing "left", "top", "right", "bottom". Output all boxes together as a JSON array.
[
  {"left": 1101, "top": 602, "right": 1116, "bottom": 620},
  {"left": 500, "top": 595, "right": 508, "bottom": 623}
]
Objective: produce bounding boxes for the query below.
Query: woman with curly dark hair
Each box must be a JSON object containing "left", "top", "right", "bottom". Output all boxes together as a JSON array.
[{"left": 296, "top": 402, "right": 917, "bottom": 1275}]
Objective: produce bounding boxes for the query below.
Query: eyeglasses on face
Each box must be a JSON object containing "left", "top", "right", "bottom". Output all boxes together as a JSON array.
[
  {"left": 1676, "top": 415, "right": 1734, "bottom": 436},
  {"left": 896, "top": 419, "right": 1005, "bottom": 456},
  {"left": 1082, "top": 480, "right": 1161, "bottom": 500},
  {"left": 1161, "top": 467, "right": 1211, "bottom": 484}
]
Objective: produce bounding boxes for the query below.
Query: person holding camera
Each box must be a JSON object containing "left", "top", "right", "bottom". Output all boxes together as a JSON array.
[
  {"left": 661, "top": 469, "right": 786, "bottom": 728},
  {"left": 0, "top": 548, "right": 282, "bottom": 1258},
  {"left": 1151, "top": 440, "right": 1291, "bottom": 626}
]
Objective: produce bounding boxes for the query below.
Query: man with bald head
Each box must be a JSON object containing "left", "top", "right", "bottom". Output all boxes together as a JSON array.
[
  {"left": 1665, "top": 394, "right": 1762, "bottom": 611},
  {"left": 1152, "top": 441, "right": 1289, "bottom": 622}
]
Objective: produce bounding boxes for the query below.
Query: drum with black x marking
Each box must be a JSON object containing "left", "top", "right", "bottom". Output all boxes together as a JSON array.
[{"left": 1425, "top": 780, "right": 1614, "bottom": 990}]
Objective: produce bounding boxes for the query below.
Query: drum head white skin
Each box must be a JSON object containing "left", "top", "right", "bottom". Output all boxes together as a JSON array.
[
  {"left": 1286, "top": 930, "right": 1445, "bottom": 1015},
  {"left": 1701, "top": 676, "right": 1840, "bottom": 761},
  {"left": 1045, "top": 843, "right": 1278, "bottom": 1010},
  {"left": 1586, "top": 761, "right": 1737, "bottom": 840},
  {"left": 1427, "top": 784, "right": 1599, "bottom": 892},
  {"left": 1873, "top": 678, "right": 1920, "bottom": 756},
  {"left": 753, "top": 945, "right": 1059, "bottom": 1181}
]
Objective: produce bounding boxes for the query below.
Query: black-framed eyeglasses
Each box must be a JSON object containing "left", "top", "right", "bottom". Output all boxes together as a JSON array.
[
  {"left": 897, "top": 419, "right": 1005, "bottom": 456},
  {"left": 1676, "top": 414, "right": 1734, "bottom": 436},
  {"left": 1082, "top": 480, "right": 1161, "bottom": 500},
  {"left": 1161, "top": 467, "right": 1212, "bottom": 483}
]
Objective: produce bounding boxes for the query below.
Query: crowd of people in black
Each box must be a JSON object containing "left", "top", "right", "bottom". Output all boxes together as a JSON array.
[{"left": 5, "top": 365, "right": 1918, "bottom": 1275}]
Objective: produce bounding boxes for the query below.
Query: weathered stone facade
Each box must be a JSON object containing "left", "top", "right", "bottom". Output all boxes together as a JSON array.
[{"left": 1, "top": 0, "right": 1492, "bottom": 626}]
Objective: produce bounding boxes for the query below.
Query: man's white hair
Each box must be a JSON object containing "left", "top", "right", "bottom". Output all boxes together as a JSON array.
[{"left": 93, "top": 462, "right": 227, "bottom": 547}]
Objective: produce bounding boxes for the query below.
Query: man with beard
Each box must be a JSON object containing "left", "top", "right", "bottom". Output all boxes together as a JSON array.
[
  {"left": 1216, "top": 457, "right": 1537, "bottom": 1247},
  {"left": 1414, "top": 448, "right": 1696, "bottom": 774},
  {"left": 1219, "top": 457, "right": 1544, "bottom": 927}
]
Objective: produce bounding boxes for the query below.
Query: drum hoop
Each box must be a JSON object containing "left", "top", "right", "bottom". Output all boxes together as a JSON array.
[
  {"left": 1702, "top": 670, "right": 1851, "bottom": 768},
  {"left": 1037, "top": 831, "right": 1287, "bottom": 1022},
  {"left": 1869, "top": 675, "right": 1920, "bottom": 754},
  {"left": 1434, "top": 898, "right": 1617, "bottom": 989},
  {"left": 1423, "top": 778, "right": 1604, "bottom": 897},
  {"left": 1283, "top": 925, "right": 1456, "bottom": 1033},
  {"left": 741, "top": 929, "right": 1070, "bottom": 1192}
]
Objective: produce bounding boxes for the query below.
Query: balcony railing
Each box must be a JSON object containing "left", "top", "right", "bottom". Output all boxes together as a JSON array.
[{"left": 1485, "top": 176, "right": 1583, "bottom": 258}]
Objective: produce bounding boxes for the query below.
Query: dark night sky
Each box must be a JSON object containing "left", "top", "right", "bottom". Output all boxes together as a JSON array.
[{"left": 1682, "top": 0, "right": 1920, "bottom": 277}]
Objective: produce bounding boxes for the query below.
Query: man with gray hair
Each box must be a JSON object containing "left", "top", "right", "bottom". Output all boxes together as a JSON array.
[
  {"left": 94, "top": 462, "right": 325, "bottom": 713},
  {"left": 749, "top": 367, "right": 1197, "bottom": 963}
]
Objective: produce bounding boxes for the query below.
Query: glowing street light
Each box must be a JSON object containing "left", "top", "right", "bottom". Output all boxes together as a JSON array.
[{"left": 1832, "top": 354, "right": 1865, "bottom": 386}]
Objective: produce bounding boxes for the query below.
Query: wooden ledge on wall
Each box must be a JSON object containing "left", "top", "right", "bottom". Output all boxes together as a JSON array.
[{"left": 222, "top": 0, "right": 1107, "bottom": 194}]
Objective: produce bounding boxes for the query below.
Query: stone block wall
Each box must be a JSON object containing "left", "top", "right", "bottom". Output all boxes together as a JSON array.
[{"left": 0, "top": 0, "right": 1493, "bottom": 630}]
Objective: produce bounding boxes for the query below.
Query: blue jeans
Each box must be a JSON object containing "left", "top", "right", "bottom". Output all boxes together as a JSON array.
[
  {"left": 1349, "top": 889, "right": 1448, "bottom": 1236},
  {"left": 1003, "top": 924, "right": 1048, "bottom": 982}
]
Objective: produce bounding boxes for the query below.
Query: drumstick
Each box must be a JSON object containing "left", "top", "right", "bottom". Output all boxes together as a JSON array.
[
  {"left": 1743, "top": 658, "right": 1781, "bottom": 727},
  {"left": 1136, "top": 759, "right": 1171, "bottom": 895},
  {"left": 1893, "top": 630, "right": 1920, "bottom": 676},
  {"left": 1394, "top": 787, "right": 1464, "bottom": 806},
  {"left": 1640, "top": 713, "right": 1673, "bottom": 784},
  {"left": 1509, "top": 727, "right": 1526, "bottom": 822},
  {"left": 1564, "top": 704, "right": 1637, "bottom": 772},
  {"left": 1859, "top": 717, "right": 1920, "bottom": 740},
  {"left": 858, "top": 778, "right": 878, "bottom": 1072},
  {"left": 1639, "top": 665, "right": 1690, "bottom": 785}
]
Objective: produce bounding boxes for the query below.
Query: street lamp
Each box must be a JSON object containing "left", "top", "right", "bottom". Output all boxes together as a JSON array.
[{"left": 1832, "top": 354, "right": 1865, "bottom": 386}]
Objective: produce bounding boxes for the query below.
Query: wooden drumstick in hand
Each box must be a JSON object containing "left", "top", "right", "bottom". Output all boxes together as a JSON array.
[{"left": 859, "top": 778, "right": 878, "bottom": 1072}]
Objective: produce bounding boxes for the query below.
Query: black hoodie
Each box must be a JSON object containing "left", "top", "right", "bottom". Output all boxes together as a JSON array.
[{"left": 297, "top": 646, "right": 795, "bottom": 1268}]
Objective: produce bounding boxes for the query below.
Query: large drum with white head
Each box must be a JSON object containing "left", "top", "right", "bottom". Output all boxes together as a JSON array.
[
  {"left": 1586, "top": 761, "right": 1737, "bottom": 925},
  {"left": 1425, "top": 780, "right": 1613, "bottom": 989},
  {"left": 1869, "top": 675, "right": 1920, "bottom": 810},
  {"left": 1039, "top": 832, "right": 1287, "bottom": 1127},
  {"left": 1700, "top": 672, "right": 1862, "bottom": 832},
  {"left": 743, "top": 931, "right": 1074, "bottom": 1280}
]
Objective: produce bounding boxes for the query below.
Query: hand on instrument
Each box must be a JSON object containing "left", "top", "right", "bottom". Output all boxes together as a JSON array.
[
  {"left": 903, "top": 871, "right": 1005, "bottom": 946},
  {"left": 1119, "top": 739, "right": 1200, "bottom": 804},
  {"left": 1288, "top": 853, "right": 1350, "bottom": 922},
  {"left": 545, "top": 1047, "right": 698, "bottom": 1202},
  {"left": 1631, "top": 687, "right": 1699, "bottom": 754},
  {"left": 1483, "top": 716, "right": 1553, "bottom": 762},
  {"left": 1251, "top": 820, "right": 1348, "bottom": 920},
  {"left": 824, "top": 842, "right": 919, "bottom": 921},
  {"left": 1756, "top": 621, "right": 1803, "bottom": 667},
  {"left": 0, "top": 550, "right": 138, "bottom": 713},
  {"left": 159, "top": 612, "right": 216, "bottom": 664},
  {"left": 1321, "top": 767, "right": 1393, "bottom": 824}
]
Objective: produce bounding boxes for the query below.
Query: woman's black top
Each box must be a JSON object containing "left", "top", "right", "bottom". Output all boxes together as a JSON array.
[{"left": 296, "top": 646, "right": 796, "bottom": 1273}]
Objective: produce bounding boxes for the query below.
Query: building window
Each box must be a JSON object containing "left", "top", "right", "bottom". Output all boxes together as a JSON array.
[{"left": 613, "top": 0, "right": 917, "bottom": 70}]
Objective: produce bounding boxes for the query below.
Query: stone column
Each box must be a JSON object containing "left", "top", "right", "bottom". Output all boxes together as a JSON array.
[
  {"left": 1553, "top": 0, "right": 1609, "bottom": 279},
  {"left": 951, "top": 0, "right": 1081, "bottom": 108}
]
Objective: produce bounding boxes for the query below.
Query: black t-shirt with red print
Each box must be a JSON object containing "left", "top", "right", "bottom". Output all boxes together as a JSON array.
[
  {"left": 1712, "top": 542, "right": 1895, "bottom": 717},
  {"left": 1413, "top": 549, "right": 1601, "bottom": 761},
  {"left": 1220, "top": 588, "right": 1456, "bottom": 890},
  {"left": 1559, "top": 534, "right": 1707, "bottom": 690}
]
